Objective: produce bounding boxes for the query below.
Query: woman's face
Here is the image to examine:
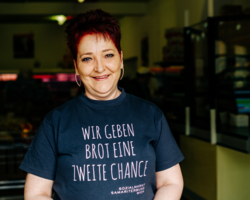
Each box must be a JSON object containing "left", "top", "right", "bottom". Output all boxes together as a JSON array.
[{"left": 74, "top": 34, "right": 123, "bottom": 100}]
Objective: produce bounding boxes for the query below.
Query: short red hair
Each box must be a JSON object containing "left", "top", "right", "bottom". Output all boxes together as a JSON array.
[{"left": 65, "top": 9, "right": 122, "bottom": 60}]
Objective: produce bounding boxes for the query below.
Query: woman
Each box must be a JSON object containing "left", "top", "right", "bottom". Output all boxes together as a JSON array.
[{"left": 20, "top": 9, "right": 184, "bottom": 200}]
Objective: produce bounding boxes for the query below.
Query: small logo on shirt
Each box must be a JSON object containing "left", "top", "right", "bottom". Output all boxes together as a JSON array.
[{"left": 111, "top": 183, "right": 145, "bottom": 195}]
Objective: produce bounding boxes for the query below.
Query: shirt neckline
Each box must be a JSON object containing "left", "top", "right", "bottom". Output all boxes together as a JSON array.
[{"left": 78, "top": 87, "right": 126, "bottom": 107}]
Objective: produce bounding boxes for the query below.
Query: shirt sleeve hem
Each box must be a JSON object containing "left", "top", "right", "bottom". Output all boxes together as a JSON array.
[
  {"left": 156, "top": 155, "right": 184, "bottom": 172},
  {"left": 19, "top": 163, "right": 55, "bottom": 180}
]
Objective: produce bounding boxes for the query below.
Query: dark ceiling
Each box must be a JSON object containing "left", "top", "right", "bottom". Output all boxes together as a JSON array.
[
  {"left": 0, "top": 0, "right": 149, "bottom": 2},
  {"left": 0, "top": 0, "right": 148, "bottom": 23}
]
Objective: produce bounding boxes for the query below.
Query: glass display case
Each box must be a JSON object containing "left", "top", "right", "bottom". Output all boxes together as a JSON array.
[{"left": 184, "top": 15, "right": 250, "bottom": 153}]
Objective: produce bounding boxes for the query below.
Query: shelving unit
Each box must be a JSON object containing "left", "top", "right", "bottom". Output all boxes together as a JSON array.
[{"left": 153, "top": 60, "right": 185, "bottom": 124}]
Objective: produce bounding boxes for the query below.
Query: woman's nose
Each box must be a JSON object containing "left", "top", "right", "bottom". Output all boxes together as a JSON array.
[{"left": 94, "top": 59, "right": 105, "bottom": 72}]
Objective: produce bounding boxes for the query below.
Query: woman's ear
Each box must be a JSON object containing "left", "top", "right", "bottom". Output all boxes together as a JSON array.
[{"left": 73, "top": 60, "right": 79, "bottom": 75}]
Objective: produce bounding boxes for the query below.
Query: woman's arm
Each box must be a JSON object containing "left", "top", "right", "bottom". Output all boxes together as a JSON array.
[
  {"left": 24, "top": 173, "right": 54, "bottom": 200},
  {"left": 154, "top": 164, "right": 184, "bottom": 200}
]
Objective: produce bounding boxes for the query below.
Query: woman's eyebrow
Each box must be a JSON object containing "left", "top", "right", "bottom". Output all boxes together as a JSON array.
[
  {"left": 80, "top": 52, "right": 93, "bottom": 56},
  {"left": 102, "top": 49, "right": 115, "bottom": 52}
]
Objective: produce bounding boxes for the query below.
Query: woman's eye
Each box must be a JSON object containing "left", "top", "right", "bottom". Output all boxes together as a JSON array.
[
  {"left": 82, "top": 57, "right": 91, "bottom": 62},
  {"left": 106, "top": 54, "right": 114, "bottom": 58}
]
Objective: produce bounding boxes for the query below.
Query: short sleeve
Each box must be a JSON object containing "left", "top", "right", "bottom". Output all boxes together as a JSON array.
[
  {"left": 153, "top": 112, "right": 184, "bottom": 172},
  {"left": 19, "top": 119, "right": 58, "bottom": 180}
]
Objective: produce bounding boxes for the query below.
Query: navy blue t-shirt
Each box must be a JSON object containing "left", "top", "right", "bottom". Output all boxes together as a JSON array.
[{"left": 20, "top": 88, "right": 184, "bottom": 200}]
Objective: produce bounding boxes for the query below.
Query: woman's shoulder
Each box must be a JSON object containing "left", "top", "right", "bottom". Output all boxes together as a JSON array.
[
  {"left": 126, "top": 93, "right": 163, "bottom": 117},
  {"left": 43, "top": 97, "right": 78, "bottom": 123}
]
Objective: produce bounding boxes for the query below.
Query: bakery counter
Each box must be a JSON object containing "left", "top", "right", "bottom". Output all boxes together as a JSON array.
[
  {"left": 167, "top": 118, "right": 250, "bottom": 154},
  {"left": 217, "top": 125, "right": 250, "bottom": 153}
]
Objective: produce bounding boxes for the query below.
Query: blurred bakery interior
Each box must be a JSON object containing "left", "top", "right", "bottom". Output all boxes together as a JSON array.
[{"left": 1, "top": 0, "right": 250, "bottom": 199}]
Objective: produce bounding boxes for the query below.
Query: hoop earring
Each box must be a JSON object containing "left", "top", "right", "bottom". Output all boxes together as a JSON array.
[
  {"left": 75, "top": 74, "right": 81, "bottom": 87},
  {"left": 120, "top": 68, "right": 124, "bottom": 80}
]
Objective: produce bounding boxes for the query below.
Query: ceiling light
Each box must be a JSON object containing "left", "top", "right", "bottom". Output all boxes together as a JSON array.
[
  {"left": 49, "top": 15, "right": 67, "bottom": 25},
  {"left": 236, "top": 23, "right": 241, "bottom": 31},
  {"left": 78, "top": 0, "right": 85, "bottom": 3}
]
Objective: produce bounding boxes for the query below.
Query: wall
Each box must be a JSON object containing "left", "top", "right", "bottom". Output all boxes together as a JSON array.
[
  {"left": 120, "top": 16, "right": 145, "bottom": 65},
  {"left": 120, "top": 0, "right": 177, "bottom": 69},
  {"left": 217, "top": 146, "right": 250, "bottom": 200},
  {"left": 180, "top": 135, "right": 217, "bottom": 200},
  {"left": 0, "top": 23, "right": 67, "bottom": 70},
  {"left": 175, "top": 0, "right": 207, "bottom": 27},
  {"left": 120, "top": 0, "right": 211, "bottom": 69}
]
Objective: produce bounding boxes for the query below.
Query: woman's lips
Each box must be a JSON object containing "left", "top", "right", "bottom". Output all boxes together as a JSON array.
[{"left": 93, "top": 75, "right": 110, "bottom": 80}]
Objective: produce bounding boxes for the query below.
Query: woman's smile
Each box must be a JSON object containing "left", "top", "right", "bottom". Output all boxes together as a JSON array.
[{"left": 93, "top": 74, "right": 110, "bottom": 81}]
